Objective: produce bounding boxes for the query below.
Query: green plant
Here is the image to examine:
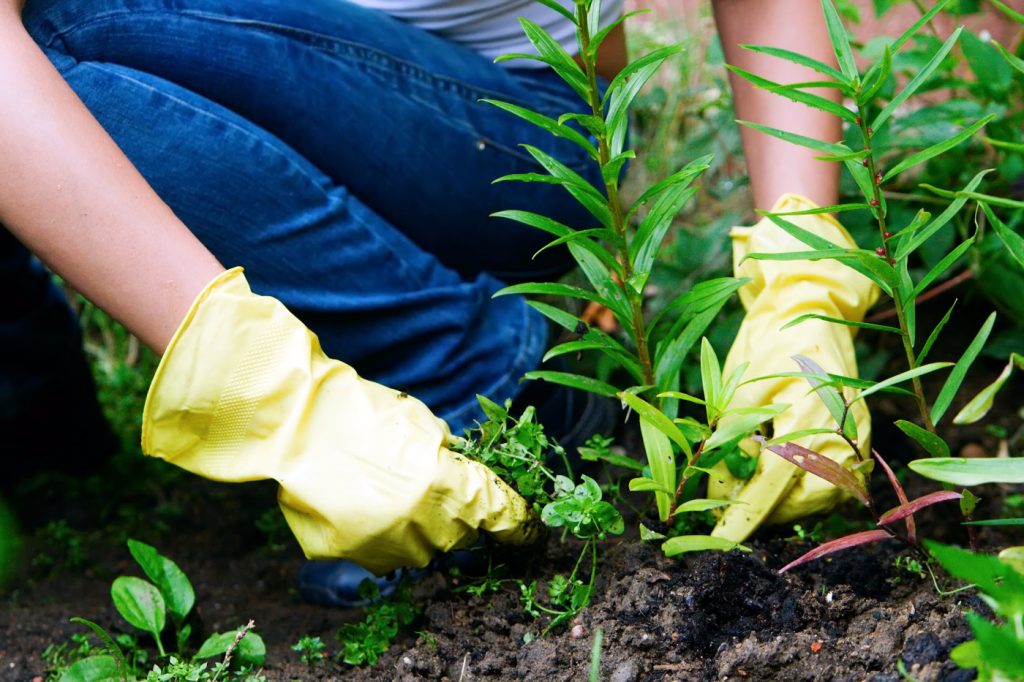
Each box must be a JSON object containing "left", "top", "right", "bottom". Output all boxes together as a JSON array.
[
  {"left": 454, "top": 396, "right": 623, "bottom": 633},
  {"left": 290, "top": 635, "right": 326, "bottom": 670},
  {"left": 929, "top": 541, "right": 1024, "bottom": 681},
  {"left": 32, "top": 519, "right": 88, "bottom": 575},
  {"left": 484, "top": 0, "right": 775, "bottom": 554},
  {"left": 715, "top": 0, "right": 1024, "bottom": 571},
  {"left": 57, "top": 539, "right": 265, "bottom": 681},
  {"left": 254, "top": 508, "right": 291, "bottom": 553},
  {"left": 335, "top": 579, "right": 417, "bottom": 666}
]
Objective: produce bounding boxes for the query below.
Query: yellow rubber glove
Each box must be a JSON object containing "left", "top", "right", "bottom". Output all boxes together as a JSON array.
[
  {"left": 142, "top": 268, "right": 540, "bottom": 575},
  {"left": 710, "top": 194, "right": 879, "bottom": 543}
]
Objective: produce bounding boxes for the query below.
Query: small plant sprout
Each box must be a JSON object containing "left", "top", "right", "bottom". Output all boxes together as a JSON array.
[
  {"left": 59, "top": 540, "right": 265, "bottom": 681},
  {"left": 335, "top": 579, "right": 417, "bottom": 666},
  {"left": 291, "top": 635, "right": 327, "bottom": 670}
]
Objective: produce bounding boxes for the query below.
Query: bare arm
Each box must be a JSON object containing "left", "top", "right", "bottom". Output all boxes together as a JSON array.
[
  {"left": 0, "top": 2, "right": 223, "bottom": 352},
  {"left": 711, "top": 0, "right": 842, "bottom": 209}
]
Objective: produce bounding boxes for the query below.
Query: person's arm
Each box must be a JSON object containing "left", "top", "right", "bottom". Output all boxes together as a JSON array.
[
  {"left": 0, "top": 2, "right": 222, "bottom": 352},
  {"left": 711, "top": 0, "right": 842, "bottom": 209}
]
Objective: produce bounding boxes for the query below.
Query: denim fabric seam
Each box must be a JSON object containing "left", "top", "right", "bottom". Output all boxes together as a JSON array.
[
  {"left": 73, "top": 60, "right": 433, "bottom": 291},
  {"left": 38, "top": 9, "right": 578, "bottom": 120},
  {"left": 41, "top": 9, "right": 591, "bottom": 170}
]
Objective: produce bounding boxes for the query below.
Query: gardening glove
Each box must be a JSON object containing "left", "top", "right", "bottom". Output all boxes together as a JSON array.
[
  {"left": 142, "top": 268, "right": 540, "bottom": 575},
  {"left": 709, "top": 194, "right": 879, "bottom": 543}
]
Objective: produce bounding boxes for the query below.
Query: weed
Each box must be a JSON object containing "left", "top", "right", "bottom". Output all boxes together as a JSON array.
[
  {"left": 290, "top": 635, "right": 327, "bottom": 670},
  {"left": 52, "top": 539, "right": 264, "bottom": 681},
  {"left": 254, "top": 508, "right": 292, "bottom": 553},
  {"left": 335, "top": 579, "right": 417, "bottom": 666},
  {"left": 32, "top": 520, "right": 88, "bottom": 575}
]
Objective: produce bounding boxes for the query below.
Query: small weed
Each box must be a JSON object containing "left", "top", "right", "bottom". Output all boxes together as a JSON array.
[
  {"left": 335, "top": 580, "right": 417, "bottom": 667},
  {"left": 32, "top": 520, "right": 88, "bottom": 575},
  {"left": 254, "top": 508, "right": 292, "bottom": 553},
  {"left": 290, "top": 635, "right": 326, "bottom": 670},
  {"left": 53, "top": 539, "right": 265, "bottom": 680},
  {"left": 891, "top": 555, "right": 927, "bottom": 584}
]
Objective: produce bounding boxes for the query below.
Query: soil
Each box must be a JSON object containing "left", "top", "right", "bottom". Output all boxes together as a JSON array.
[{"left": 1, "top": 308, "right": 1022, "bottom": 681}]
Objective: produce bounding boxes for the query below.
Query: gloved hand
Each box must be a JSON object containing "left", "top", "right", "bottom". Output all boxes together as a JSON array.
[
  {"left": 142, "top": 268, "right": 540, "bottom": 575},
  {"left": 709, "top": 194, "right": 879, "bottom": 543}
]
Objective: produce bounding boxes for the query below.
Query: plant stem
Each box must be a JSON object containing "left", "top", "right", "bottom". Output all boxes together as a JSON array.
[
  {"left": 576, "top": 5, "right": 656, "bottom": 389},
  {"left": 856, "top": 105, "right": 936, "bottom": 434}
]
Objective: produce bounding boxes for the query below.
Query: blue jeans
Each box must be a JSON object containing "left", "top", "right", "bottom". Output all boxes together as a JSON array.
[{"left": 9, "top": 0, "right": 600, "bottom": 434}]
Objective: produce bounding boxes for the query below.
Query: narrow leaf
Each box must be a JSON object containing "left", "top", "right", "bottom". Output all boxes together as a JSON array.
[
  {"left": 873, "top": 27, "right": 963, "bottom": 130},
  {"left": 909, "top": 457, "right": 1024, "bottom": 486},
  {"left": 524, "top": 370, "right": 619, "bottom": 398},
  {"left": 737, "top": 120, "right": 849, "bottom": 155},
  {"left": 627, "top": 154, "right": 712, "bottom": 220},
  {"left": 873, "top": 449, "right": 915, "bottom": 543},
  {"left": 740, "top": 43, "right": 846, "bottom": 81},
  {"left": 619, "top": 392, "right": 693, "bottom": 459},
  {"left": 527, "top": 300, "right": 583, "bottom": 332},
  {"left": 767, "top": 442, "right": 869, "bottom": 506},
  {"left": 778, "top": 530, "right": 892, "bottom": 573},
  {"left": 638, "top": 419, "right": 676, "bottom": 521},
  {"left": 496, "top": 281, "right": 605, "bottom": 305},
  {"left": 983, "top": 203, "right": 1024, "bottom": 271},
  {"left": 781, "top": 313, "right": 900, "bottom": 334},
  {"left": 821, "top": 0, "right": 858, "bottom": 81},
  {"left": 953, "top": 353, "right": 1023, "bottom": 424},
  {"left": 628, "top": 477, "right": 675, "bottom": 495},
  {"left": 882, "top": 115, "right": 996, "bottom": 181},
  {"left": 894, "top": 420, "right": 950, "bottom": 458},
  {"left": 772, "top": 202, "right": 870, "bottom": 216},
  {"left": 705, "top": 404, "right": 789, "bottom": 453},
  {"left": 662, "top": 535, "right": 751, "bottom": 556},
  {"left": 674, "top": 499, "right": 740, "bottom": 514},
  {"left": 793, "top": 355, "right": 856, "bottom": 439},
  {"left": 918, "top": 299, "right": 956, "bottom": 365},
  {"left": 726, "top": 65, "right": 856, "bottom": 121},
  {"left": 851, "top": 362, "right": 953, "bottom": 403},
  {"left": 909, "top": 236, "right": 975, "bottom": 300},
  {"left": 878, "top": 490, "right": 963, "bottom": 525},
  {"left": 931, "top": 312, "right": 996, "bottom": 424},
  {"left": 482, "top": 99, "right": 597, "bottom": 159}
]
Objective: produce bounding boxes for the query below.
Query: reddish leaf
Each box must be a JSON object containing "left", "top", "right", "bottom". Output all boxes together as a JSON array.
[
  {"left": 878, "top": 490, "right": 963, "bottom": 526},
  {"left": 768, "top": 442, "right": 870, "bottom": 506},
  {"left": 873, "top": 449, "right": 915, "bottom": 544},
  {"left": 779, "top": 530, "right": 892, "bottom": 574}
]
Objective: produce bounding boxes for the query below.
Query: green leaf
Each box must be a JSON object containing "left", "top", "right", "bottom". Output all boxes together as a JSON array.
[
  {"left": 859, "top": 43, "right": 892, "bottom": 104},
  {"left": 882, "top": 115, "right": 996, "bottom": 182},
  {"left": 514, "top": 18, "right": 589, "bottom": 101},
  {"left": 58, "top": 656, "right": 122, "bottom": 682},
  {"left": 699, "top": 337, "right": 722, "bottom": 422},
  {"left": 896, "top": 170, "right": 991, "bottom": 259},
  {"left": 638, "top": 419, "right": 676, "bottom": 522},
  {"left": 618, "top": 392, "right": 692, "bottom": 459},
  {"left": 111, "top": 576, "right": 165, "bottom": 638},
  {"left": 638, "top": 523, "right": 666, "bottom": 541},
  {"left": 531, "top": 0, "right": 577, "bottom": 24},
  {"left": 662, "top": 535, "right": 751, "bottom": 557},
  {"left": 910, "top": 457, "right": 1024, "bottom": 486},
  {"left": 921, "top": 184, "right": 1024, "bottom": 210},
  {"left": 654, "top": 306, "right": 720, "bottom": 392},
  {"left": 197, "top": 631, "right": 236, "bottom": 658},
  {"left": 533, "top": 228, "right": 620, "bottom": 259},
  {"left": 984, "top": 203, "right": 1024, "bottom": 272},
  {"left": 873, "top": 27, "right": 963, "bottom": 130},
  {"left": 482, "top": 99, "right": 597, "bottom": 159},
  {"left": 675, "top": 499, "right": 739, "bottom": 514},
  {"left": 628, "top": 477, "right": 674, "bottom": 494},
  {"left": 821, "top": 0, "right": 858, "bottom": 82},
  {"left": 524, "top": 370, "right": 618, "bottom": 398},
  {"left": 967, "top": 614, "right": 1024, "bottom": 677},
  {"left": 627, "top": 155, "right": 711, "bottom": 220},
  {"left": 496, "top": 281, "right": 605, "bottom": 305},
  {"left": 237, "top": 631, "right": 266, "bottom": 667},
  {"left": 726, "top": 65, "right": 857, "bottom": 122},
  {"left": 894, "top": 419, "right": 950, "bottom": 458},
  {"left": 589, "top": 10, "right": 648, "bottom": 59},
  {"left": 519, "top": 145, "right": 611, "bottom": 227},
  {"left": 780, "top": 313, "right": 900, "bottom": 335},
  {"left": 992, "top": 39, "right": 1024, "bottom": 76},
  {"left": 67, "top": 618, "right": 128, "bottom": 681},
  {"left": 851, "top": 362, "right": 953, "bottom": 403},
  {"left": 126, "top": 539, "right": 195, "bottom": 623},
  {"left": 526, "top": 300, "right": 583, "bottom": 332},
  {"left": 961, "top": 29, "right": 1014, "bottom": 92},
  {"left": 604, "top": 46, "right": 683, "bottom": 154},
  {"left": 918, "top": 299, "right": 956, "bottom": 365},
  {"left": 990, "top": 0, "right": 1024, "bottom": 23},
  {"left": 705, "top": 404, "right": 788, "bottom": 453},
  {"left": 631, "top": 185, "right": 698, "bottom": 290},
  {"left": 931, "top": 312, "right": 996, "bottom": 424},
  {"left": 543, "top": 333, "right": 646, "bottom": 384},
  {"left": 740, "top": 44, "right": 846, "bottom": 82},
  {"left": 927, "top": 540, "right": 1024, "bottom": 612},
  {"left": 953, "top": 353, "right": 1023, "bottom": 424},
  {"left": 910, "top": 237, "right": 975, "bottom": 301},
  {"left": 772, "top": 202, "right": 870, "bottom": 216},
  {"left": 737, "top": 120, "right": 850, "bottom": 155},
  {"left": 792, "top": 355, "right": 856, "bottom": 439},
  {"left": 601, "top": 150, "right": 634, "bottom": 186}
]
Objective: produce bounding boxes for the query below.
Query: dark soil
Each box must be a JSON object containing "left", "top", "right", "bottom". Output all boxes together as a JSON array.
[{"left": 1, "top": 306, "right": 1022, "bottom": 680}]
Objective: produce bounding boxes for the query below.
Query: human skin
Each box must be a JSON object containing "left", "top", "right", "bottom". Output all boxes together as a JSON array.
[{"left": 0, "top": 0, "right": 837, "bottom": 353}]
